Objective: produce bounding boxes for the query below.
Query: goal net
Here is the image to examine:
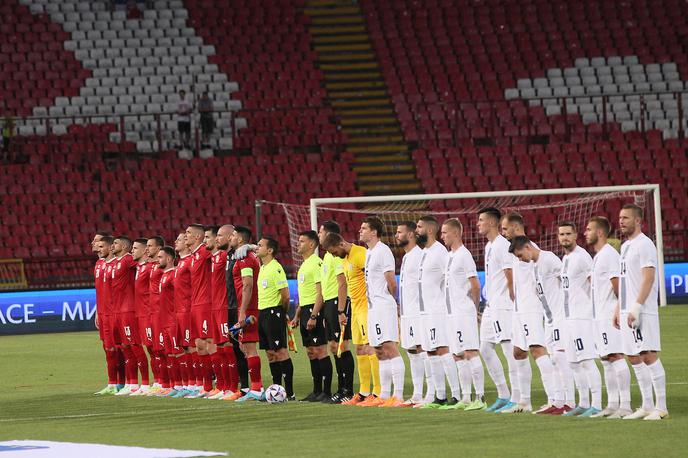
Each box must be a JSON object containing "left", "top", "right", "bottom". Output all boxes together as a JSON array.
[{"left": 260, "top": 184, "right": 666, "bottom": 306}]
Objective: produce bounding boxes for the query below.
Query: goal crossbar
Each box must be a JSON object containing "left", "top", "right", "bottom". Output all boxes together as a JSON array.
[{"left": 309, "top": 184, "right": 666, "bottom": 306}]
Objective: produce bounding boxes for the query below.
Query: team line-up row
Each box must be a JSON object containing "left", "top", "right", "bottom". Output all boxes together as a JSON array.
[{"left": 89, "top": 204, "right": 667, "bottom": 420}]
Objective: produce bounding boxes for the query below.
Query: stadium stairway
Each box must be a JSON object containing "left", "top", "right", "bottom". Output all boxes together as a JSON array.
[{"left": 304, "top": 0, "right": 422, "bottom": 195}]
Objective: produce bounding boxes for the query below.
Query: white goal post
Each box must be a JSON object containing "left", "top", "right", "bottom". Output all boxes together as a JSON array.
[{"left": 309, "top": 184, "right": 666, "bottom": 307}]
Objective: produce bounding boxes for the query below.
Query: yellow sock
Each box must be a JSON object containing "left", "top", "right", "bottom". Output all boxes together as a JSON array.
[
  {"left": 369, "top": 354, "right": 381, "bottom": 396},
  {"left": 356, "top": 354, "right": 372, "bottom": 395}
]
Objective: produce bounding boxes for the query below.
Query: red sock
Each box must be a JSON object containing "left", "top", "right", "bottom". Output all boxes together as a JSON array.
[
  {"left": 167, "top": 357, "right": 181, "bottom": 388},
  {"left": 247, "top": 355, "right": 262, "bottom": 391},
  {"left": 199, "top": 354, "right": 213, "bottom": 392},
  {"left": 131, "top": 345, "right": 150, "bottom": 385},
  {"left": 179, "top": 353, "right": 189, "bottom": 386},
  {"left": 210, "top": 352, "right": 225, "bottom": 391},
  {"left": 105, "top": 349, "right": 118, "bottom": 385},
  {"left": 116, "top": 349, "right": 126, "bottom": 385},
  {"left": 147, "top": 346, "right": 159, "bottom": 384},
  {"left": 158, "top": 353, "right": 170, "bottom": 388},
  {"left": 222, "top": 346, "right": 238, "bottom": 392},
  {"left": 121, "top": 346, "right": 137, "bottom": 385},
  {"left": 191, "top": 352, "right": 203, "bottom": 387}
]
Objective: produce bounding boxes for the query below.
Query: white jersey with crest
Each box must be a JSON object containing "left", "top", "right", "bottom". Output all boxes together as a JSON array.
[
  {"left": 364, "top": 241, "right": 397, "bottom": 310},
  {"left": 399, "top": 245, "right": 423, "bottom": 317},
  {"left": 418, "top": 241, "right": 449, "bottom": 315},
  {"left": 444, "top": 245, "right": 478, "bottom": 315},
  {"left": 533, "top": 250, "right": 564, "bottom": 323},
  {"left": 619, "top": 233, "right": 659, "bottom": 315},
  {"left": 561, "top": 245, "right": 594, "bottom": 320},
  {"left": 591, "top": 243, "right": 620, "bottom": 320},
  {"left": 512, "top": 241, "right": 540, "bottom": 314},
  {"left": 484, "top": 234, "right": 514, "bottom": 310}
]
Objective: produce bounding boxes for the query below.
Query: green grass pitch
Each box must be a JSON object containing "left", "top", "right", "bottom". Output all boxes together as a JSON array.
[{"left": 1, "top": 307, "right": 687, "bottom": 457}]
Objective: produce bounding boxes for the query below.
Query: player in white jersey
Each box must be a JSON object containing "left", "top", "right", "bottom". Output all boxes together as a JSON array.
[
  {"left": 510, "top": 238, "right": 574, "bottom": 415},
  {"left": 558, "top": 222, "right": 603, "bottom": 417},
  {"left": 501, "top": 217, "right": 562, "bottom": 415},
  {"left": 396, "top": 222, "right": 434, "bottom": 406},
  {"left": 415, "top": 216, "right": 462, "bottom": 409},
  {"left": 584, "top": 216, "right": 632, "bottom": 418},
  {"left": 615, "top": 204, "right": 667, "bottom": 420},
  {"left": 476, "top": 208, "right": 519, "bottom": 413},
  {"left": 360, "top": 216, "right": 406, "bottom": 407},
  {"left": 440, "top": 218, "right": 487, "bottom": 411}
]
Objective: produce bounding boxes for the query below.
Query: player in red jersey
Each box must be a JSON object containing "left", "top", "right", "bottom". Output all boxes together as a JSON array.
[
  {"left": 93, "top": 234, "right": 122, "bottom": 395},
  {"left": 146, "top": 236, "right": 169, "bottom": 395},
  {"left": 229, "top": 226, "right": 263, "bottom": 401},
  {"left": 155, "top": 246, "right": 185, "bottom": 397},
  {"left": 185, "top": 223, "right": 215, "bottom": 397},
  {"left": 171, "top": 232, "right": 197, "bottom": 398},
  {"left": 110, "top": 236, "right": 148, "bottom": 396},
  {"left": 129, "top": 238, "right": 152, "bottom": 396}
]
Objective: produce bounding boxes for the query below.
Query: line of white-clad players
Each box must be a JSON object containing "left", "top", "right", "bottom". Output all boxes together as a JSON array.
[{"left": 351, "top": 204, "right": 667, "bottom": 419}]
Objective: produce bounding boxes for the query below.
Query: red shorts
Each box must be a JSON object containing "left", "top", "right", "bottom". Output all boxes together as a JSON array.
[
  {"left": 239, "top": 308, "right": 259, "bottom": 343},
  {"left": 99, "top": 314, "right": 117, "bottom": 349},
  {"left": 176, "top": 312, "right": 191, "bottom": 347},
  {"left": 137, "top": 315, "right": 153, "bottom": 346},
  {"left": 190, "top": 305, "right": 212, "bottom": 340},
  {"left": 211, "top": 309, "right": 229, "bottom": 344},
  {"left": 116, "top": 311, "right": 141, "bottom": 346},
  {"left": 163, "top": 325, "right": 183, "bottom": 355}
]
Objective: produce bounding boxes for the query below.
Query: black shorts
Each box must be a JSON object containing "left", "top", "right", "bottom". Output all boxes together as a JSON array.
[
  {"left": 178, "top": 121, "right": 191, "bottom": 134},
  {"left": 323, "top": 297, "right": 352, "bottom": 342},
  {"left": 258, "top": 306, "right": 287, "bottom": 351},
  {"left": 200, "top": 114, "right": 214, "bottom": 134},
  {"left": 299, "top": 304, "right": 327, "bottom": 347}
]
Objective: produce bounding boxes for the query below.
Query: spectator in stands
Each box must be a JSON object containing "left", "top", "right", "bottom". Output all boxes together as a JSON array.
[
  {"left": 198, "top": 92, "right": 214, "bottom": 148},
  {"left": 177, "top": 90, "right": 193, "bottom": 151},
  {"left": 2, "top": 117, "right": 14, "bottom": 157}
]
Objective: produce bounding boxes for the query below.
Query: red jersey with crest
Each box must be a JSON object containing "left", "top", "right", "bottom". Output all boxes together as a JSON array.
[
  {"left": 211, "top": 250, "right": 228, "bottom": 311},
  {"left": 134, "top": 261, "right": 153, "bottom": 318},
  {"left": 101, "top": 258, "right": 116, "bottom": 315},
  {"left": 149, "top": 263, "right": 164, "bottom": 315},
  {"left": 232, "top": 250, "right": 260, "bottom": 312},
  {"left": 158, "top": 268, "right": 176, "bottom": 328},
  {"left": 190, "top": 243, "right": 212, "bottom": 308},
  {"left": 94, "top": 258, "right": 109, "bottom": 314},
  {"left": 174, "top": 254, "right": 192, "bottom": 313},
  {"left": 110, "top": 253, "right": 137, "bottom": 313}
]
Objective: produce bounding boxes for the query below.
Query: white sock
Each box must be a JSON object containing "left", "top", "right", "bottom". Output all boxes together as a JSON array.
[
  {"left": 407, "top": 352, "right": 425, "bottom": 401},
  {"left": 378, "top": 359, "right": 393, "bottom": 399},
  {"left": 535, "top": 355, "right": 560, "bottom": 407},
  {"left": 582, "top": 359, "right": 602, "bottom": 410},
  {"left": 456, "top": 359, "right": 471, "bottom": 402},
  {"left": 515, "top": 357, "right": 531, "bottom": 405},
  {"left": 631, "top": 362, "right": 655, "bottom": 411},
  {"left": 429, "top": 355, "right": 446, "bottom": 400},
  {"left": 480, "top": 341, "right": 509, "bottom": 399},
  {"left": 601, "top": 360, "right": 619, "bottom": 410},
  {"left": 423, "top": 352, "right": 435, "bottom": 400},
  {"left": 554, "top": 351, "right": 575, "bottom": 406},
  {"left": 647, "top": 360, "right": 667, "bottom": 412},
  {"left": 570, "top": 361, "right": 590, "bottom": 408},
  {"left": 469, "top": 356, "right": 485, "bottom": 398},
  {"left": 441, "top": 353, "right": 461, "bottom": 400},
  {"left": 501, "top": 341, "right": 520, "bottom": 403},
  {"left": 612, "top": 358, "right": 632, "bottom": 410},
  {"left": 390, "top": 356, "right": 406, "bottom": 400}
]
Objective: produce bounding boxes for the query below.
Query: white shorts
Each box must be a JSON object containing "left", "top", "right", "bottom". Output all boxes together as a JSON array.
[
  {"left": 546, "top": 318, "right": 566, "bottom": 353},
  {"left": 420, "top": 313, "right": 449, "bottom": 351},
  {"left": 367, "top": 306, "right": 399, "bottom": 348},
  {"left": 594, "top": 318, "right": 624, "bottom": 357},
  {"left": 620, "top": 312, "right": 661, "bottom": 356},
  {"left": 446, "top": 313, "right": 480, "bottom": 355},
  {"left": 479, "top": 307, "right": 513, "bottom": 343},
  {"left": 564, "top": 319, "right": 598, "bottom": 363},
  {"left": 512, "top": 312, "right": 546, "bottom": 351},
  {"left": 400, "top": 315, "right": 423, "bottom": 350}
]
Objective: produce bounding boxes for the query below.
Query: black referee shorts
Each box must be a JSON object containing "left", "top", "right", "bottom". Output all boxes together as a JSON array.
[
  {"left": 258, "top": 306, "right": 287, "bottom": 351},
  {"left": 299, "top": 304, "right": 327, "bottom": 347},
  {"left": 323, "top": 297, "right": 352, "bottom": 342}
]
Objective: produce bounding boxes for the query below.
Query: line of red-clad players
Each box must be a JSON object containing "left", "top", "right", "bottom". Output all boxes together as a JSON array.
[{"left": 91, "top": 224, "right": 266, "bottom": 401}]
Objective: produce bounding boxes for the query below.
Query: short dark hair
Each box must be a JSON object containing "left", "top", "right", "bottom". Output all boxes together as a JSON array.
[
  {"left": 558, "top": 220, "right": 577, "bottom": 231},
  {"left": 234, "top": 226, "right": 252, "bottom": 243},
  {"left": 589, "top": 216, "right": 611, "bottom": 237},
  {"left": 115, "top": 235, "right": 132, "bottom": 249},
  {"left": 321, "top": 220, "right": 341, "bottom": 234},
  {"left": 148, "top": 235, "right": 165, "bottom": 247},
  {"left": 622, "top": 203, "right": 644, "bottom": 219},
  {"left": 100, "top": 236, "right": 114, "bottom": 245},
  {"left": 134, "top": 238, "right": 148, "bottom": 245},
  {"left": 322, "top": 232, "right": 344, "bottom": 249},
  {"left": 478, "top": 207, "right": 502, "bottom": 221},
  {"left": 161, "top": 246, "right": 176, "bottom": 259},
  {"left": 504, "top": 212, "right": 524, "bottom": 226},
  {"left": 508, "top": 235, "right": 532, "bottom": 253},
  {"left": 205, "top": 225, "right": 220, "bottom": 236},
  {"left": 96, "top": 230, "right": 112, "bottom": 237},
  {"left": 398, "top": 221, "right": 416, "bottom": 231},
  {"left": 299, "top": 230, "right": 319, "bottom": 244},
  {"left": 262, "top": 237, "right": 279, "bottom": 255},
  {"left": 363, "top": 216, "right": 384, "bottom": 237},
  {"left": 419, "top": 215, "right": 438, "bottom": 225}
]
